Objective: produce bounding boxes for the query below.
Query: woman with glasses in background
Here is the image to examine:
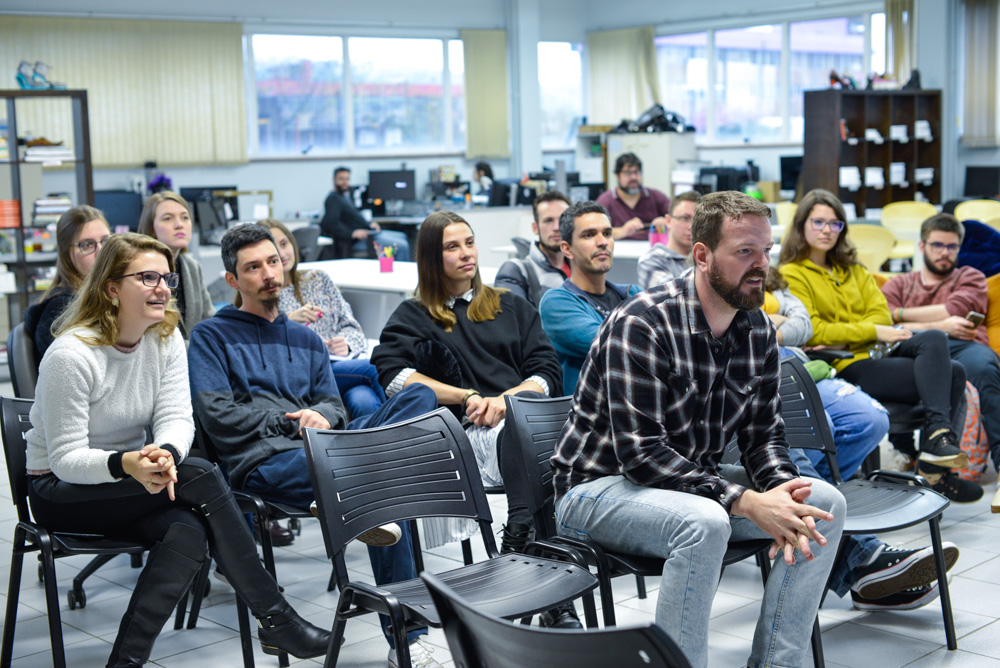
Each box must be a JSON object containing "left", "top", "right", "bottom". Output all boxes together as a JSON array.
[
  {"left": 25, "top": 233, "right": 330, "bottom": 666},
  {"left": 779, "top": 189, "right": 971, "bottom": 489},
  {"left": 137, "top": 191, "right": 215, "bottom": 338},
  {"left": 23, "top": 205, "right": 111, "bottom": 362}
]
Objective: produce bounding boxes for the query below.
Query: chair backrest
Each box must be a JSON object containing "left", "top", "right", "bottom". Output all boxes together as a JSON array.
[
  {"left": 777, "top": 357, "right": 843, "bottom": 483},
  {"left": 7, "top": 322, "right": 39, "bottom": 399},
  {"left": 0, "top": 396, "right": 36, "bottom": 522},
  {"left": 774, "top": 201, "right": 797, "bottom": 238},
  {"left": 984, "top": 216, "right": 1000, "bottom": 234},
  {"left": 303, "top": 407, "right": 495, "bottom": 562},
  {"left": 503, "top": 395, "right": 573, "bottom": 541},
  {"left": 881, "top": 201, "right": 938, "bottom": 242},
  {"left": 292, "top": 225, "right": 322, "bottom": 263},
  {"left": 955, "top": 199, "right": 1000, "bottom": 225},
  {"left": 422, "top": 571, "right": 691, "bottom": 668},
  {"left": 847, "top": 223, "right": 896, "bottom": 273}
]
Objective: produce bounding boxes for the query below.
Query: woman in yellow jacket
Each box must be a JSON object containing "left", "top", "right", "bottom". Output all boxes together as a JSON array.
[{"left": 779, "top": 189, "right": 968, "bottom": 475}]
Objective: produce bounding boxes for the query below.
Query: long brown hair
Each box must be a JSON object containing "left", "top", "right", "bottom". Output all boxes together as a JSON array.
[
  {"left": 54, "top": 233, "right": 180, "bottom": 346},
  {"left": 137, "top": 191, "right": 192, "bottom": 254},
  {"left": 778, "top": 188, "right": 858, "bottom": 269},
  {"left": 415, "top": 211, "right": 503, "bottom": 332},
  {"left": 44, "top": 205, "right": 110, "bottom": 299}
]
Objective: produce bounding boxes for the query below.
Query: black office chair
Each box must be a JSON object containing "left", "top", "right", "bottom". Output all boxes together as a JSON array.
[
  {"left": 422, "top": 570, "right": 692, "bottom": 668},
  {"left": 302, "top": 408, "right": 601, "bottom": 668},
  {"left": 6, "top": 322, "right": 38, "bottom": 399},
  {"left": 0, "top": 397, "right": 207, "bottom": 667},
  {"left": 778, "top": 356, "right": 958, "bottom": 650},
  {"left": 291, "top": 224, "right": 322, "bottom": 263}
]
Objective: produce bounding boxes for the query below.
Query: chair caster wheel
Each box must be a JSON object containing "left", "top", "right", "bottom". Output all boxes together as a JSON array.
[{"left": 67, "top": 588, "right": 86, "bottom": 610}]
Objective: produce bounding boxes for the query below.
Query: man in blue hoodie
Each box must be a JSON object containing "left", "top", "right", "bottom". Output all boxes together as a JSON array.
[
  {"left": 188, "top": 224, "right": 441, "bottom": 666},
  {"left": 539, "top": 201, "right": 641, "bottom": 396}
]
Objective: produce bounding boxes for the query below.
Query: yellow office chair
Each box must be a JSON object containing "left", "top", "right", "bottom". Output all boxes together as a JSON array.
[
  {"left": 848, "top": 223, "right": 896, "bottom": 273},
  {"left": 955, "top": 199, "right": 1000, "bottom": 223},
  {"left": 880, "top": 201, "right": 937, "bottom": 264},
  {"left": 775, "top": 202, "right": 797, "bottom": 239},
  {"left": 983, "top": 217, "right": 1000, "bottom": 234}
]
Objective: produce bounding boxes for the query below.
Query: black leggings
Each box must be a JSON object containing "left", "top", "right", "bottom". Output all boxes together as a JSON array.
[{"left": 838, "top": 330, "right": 966, "bottom": 435}]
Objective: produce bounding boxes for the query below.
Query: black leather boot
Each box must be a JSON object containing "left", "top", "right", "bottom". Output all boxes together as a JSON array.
[
  {"left": 500, "top": 522, "right": 532, "bottom": 555},
  {"left": 106, "top": 524, "right": 206, "bottom": 667},
  {"left": 179, "top": 465, "right": 331, "bottom": 659}
]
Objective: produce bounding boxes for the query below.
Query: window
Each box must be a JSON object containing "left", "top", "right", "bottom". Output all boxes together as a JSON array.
[
  {"left": 253, "top": 35, "right": 345, "bottom": 155},
  {"left": 789, "top": 17, "right": 867, "bottom": 141},
  {"left": 250, "top": 34, "right": 463, "bottom": 156},
  {"left": 655, "top": 33, "right": 708, "bottom": 134},
  {"left": 537, "top": 42, "right": 584, "bottom": 149},
  {"left": 715, "top": 25, "right": 783, "bottom": 143}
]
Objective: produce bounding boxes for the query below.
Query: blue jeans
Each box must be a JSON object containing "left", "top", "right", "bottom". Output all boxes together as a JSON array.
[
  {"left": 354, "top": 230, "right": 410, "bottom": 262},
  {"left": 243, "top": 383, "right": 438, "bottom": 648},
  {"left": 790, "top": 449, "right": 882, "bottom": 597},
  {"left": 332, "top": 358, "right": 386, "bottom": 419},
  {"left": 555, "top": 468, "right": 845, "bottom": 668},
  {"left": 950, "top": 338, "right": 1000, "bottom": 469}
]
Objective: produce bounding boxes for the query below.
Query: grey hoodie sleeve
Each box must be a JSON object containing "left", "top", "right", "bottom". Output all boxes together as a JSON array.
[{"left": 774, "top": 288, "right": 814, "bottom": 347}]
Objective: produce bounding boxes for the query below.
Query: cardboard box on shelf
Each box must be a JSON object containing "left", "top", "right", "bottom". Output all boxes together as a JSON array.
[{"left": 757, "top": 181, "right": 780, "bottom": 202}]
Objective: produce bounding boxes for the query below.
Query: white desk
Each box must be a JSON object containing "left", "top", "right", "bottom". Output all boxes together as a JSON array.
[{"left": 300, "top": 259, "right": 499, "bottom": 336}]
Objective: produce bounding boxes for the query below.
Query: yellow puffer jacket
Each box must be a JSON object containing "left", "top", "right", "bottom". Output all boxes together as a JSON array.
[{"left": 780, "top": 259, "right": 892, "bottom": 370}]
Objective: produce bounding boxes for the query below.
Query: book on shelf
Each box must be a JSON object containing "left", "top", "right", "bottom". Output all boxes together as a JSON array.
[{"left": 0, "top": 200, "right": 21, "bottom": 229}]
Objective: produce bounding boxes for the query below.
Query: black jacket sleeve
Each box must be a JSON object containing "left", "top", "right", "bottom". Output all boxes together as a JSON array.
[
  {"left": 25, "top": 288, "right": 75, "bottom": 364},
  {"left": 509, "top": 294, "right": 563, "bottom": 395},
  {"left": 319, "top": 192, "right": 370, "bottom": 241},
  {"left": 371, "top": 300, "right": 428, "bottom": 390}
]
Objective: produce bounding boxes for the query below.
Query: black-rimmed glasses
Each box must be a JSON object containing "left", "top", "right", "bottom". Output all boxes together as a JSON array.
[
  {"left": 808, "top": 218, "right": 845, "bottom": 232},
  {"left": 116, "top": 271, "right": 179, "bottom": 289},
  {"left": 71, "top": 237, "right": 110, "bottom": 255},
  {"left": 927, "top": 241, "right": 960, "bottom": 254}
]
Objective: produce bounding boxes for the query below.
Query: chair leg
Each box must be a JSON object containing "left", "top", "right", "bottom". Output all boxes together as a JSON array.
[
  {"left": 580, "top": 591, "right": 599, "bottom": 628},
  {"left": 409, "top": 520, "right": 424, "bottom": 574},
  {"left": 185, "top": 557, "right": 213, "bottom": 629},
  {"left": 236, "top": 597, "right": 256, "bottom": 668},
  {"left": 130, "top": 552, "right": 143, "bottom": 568},
  {"left": 325, "top": 589, "right": 356, "bottom": 668},
  {"left": 1, "top": 530, "right": 26, "bottom": 667},
  {"left": 810, "top": 616, "right": 825, "bottom": 668},
  {"left": 461, "top": 538, "right": 474, "bottom": 566},
  {"left": 173, "top": 588, "right": 190, "bottom": 630},
  {"left": 929, "top": 516, "right": 958, "bottom": 650},
  {"left": 71, "top": 553, "right": 116, "bottom": 603},
  {"left": 635, "top": 574, "right": 647, "bottom": 599},
  {"left": 38, "top": 539, "right": 67, "bottom": 668}
]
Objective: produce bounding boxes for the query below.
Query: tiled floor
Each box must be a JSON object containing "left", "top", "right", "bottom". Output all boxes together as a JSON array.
[{"left": 1, "top": 377, "right": 998, "bottom": 667}]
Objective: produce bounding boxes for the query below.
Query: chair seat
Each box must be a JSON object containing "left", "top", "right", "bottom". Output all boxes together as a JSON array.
[
  {"left": 349, "top": 554, "right": 598, "bottom": 626},
  {"left": 840, "top": 479, "right": 949, "bottom": 534},
  {"left": 601, "top": 539, "right": 773, "bottom": 578},
  {"left": 50, "top": 533, "right": 150, "bottom": 555}
]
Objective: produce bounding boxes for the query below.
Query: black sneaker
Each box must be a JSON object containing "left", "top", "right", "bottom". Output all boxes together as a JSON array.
[
  {"left": 538, "top": 602, "right": 582, "bottom": 629},
  {"left": 851, "top": 583, "right": 939, "bottom": 611},
  {"left": 919, "top": 430, "right": 969, "bottom": 469},
  {"left": 919, "top": 464, "right": 984, "bottom": 503},
  {"left": 852, "top": 542, "right": 959, "bottom": 599}
]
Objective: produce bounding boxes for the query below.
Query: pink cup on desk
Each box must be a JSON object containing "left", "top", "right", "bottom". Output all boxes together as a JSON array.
[
  {"left": 649, "top": 231, "right": 669, "bottom": 247},
  {"left": 379, "top": 256, "right": 394, "bottom": 273}
]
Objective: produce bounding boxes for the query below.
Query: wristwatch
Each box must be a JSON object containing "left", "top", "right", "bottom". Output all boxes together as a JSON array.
[{"left": 460, "top": 388, "right": 481, "bottom": 410}]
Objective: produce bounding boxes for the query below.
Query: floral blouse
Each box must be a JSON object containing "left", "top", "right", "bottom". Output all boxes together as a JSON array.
[{"left": 277, "top": 270, "right": 367, "bottom": 354}]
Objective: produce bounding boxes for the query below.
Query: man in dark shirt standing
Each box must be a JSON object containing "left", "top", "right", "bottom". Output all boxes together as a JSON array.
[
  {"left": 319, "top": 166, "right": 411, "bottom": 261},
  {"left": 552, "top": 191, "right": 845, "bottom": 668},
  {"left": 596, "top": 152, "right": 671, "bottom": 241}
]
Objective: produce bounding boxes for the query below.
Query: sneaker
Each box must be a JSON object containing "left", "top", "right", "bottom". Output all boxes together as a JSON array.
[
  {"left": 851, "top": 583, "right": 940, "bottom": 611},
  {"left": 388, "top": 638, "right": 443, "bottom": 668},
  {"left": 309, "top": 502, "right": 402, "bottom": 546},
  {"left": 992, "top": 483, "right": 1000, "bottom": 514},
  {"left": 919, "top": 465, "right": 984, "bottom": 503},
  {"left": 919, "top": 430, "right": 969, "bottom": 469},
  {"left": 538, "top": 602, "right": 583, "bottom": 629},
  {"left": 885, "top": 447, "right": 917, "bottom": 473},
  {"left": 852, "top": 542, "right": 959, "bottom": 599}
]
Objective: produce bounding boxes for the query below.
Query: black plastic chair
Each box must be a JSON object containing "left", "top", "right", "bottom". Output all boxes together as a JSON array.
[
  {"left": 302, "top": 407, "right": 601, "bottom": 668},
  {"left": 778, "top": 356, "right": 958, "bottom": 650},
  {"left": 6, "top": 322, "right": 38, "bottom": 399},
  {"left": 422, "top": 570, "right": 692, "bottom": 668},
  {"left": 291, "top": 224, "right": 322, "bottom": 263},
  {"left": 0, "top": 397, "right": 207, "bottom": 667}
]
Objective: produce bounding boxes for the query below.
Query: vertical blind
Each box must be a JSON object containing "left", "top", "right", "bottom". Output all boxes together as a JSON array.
[
  {"left": 587, "top": 26, "right": 661, "bottom": 126},
  {"left": 461, "top": 29, "right": 511, "bottom": 159},
  {"left": 962, "top": 0, "right": 1000, "bottom": 147},
  {"left": 0, "top": 17, "right": 247, "bottom": 167}
]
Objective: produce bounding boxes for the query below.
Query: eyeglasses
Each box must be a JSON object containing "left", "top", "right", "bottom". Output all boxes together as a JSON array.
[
  {"left": 619, "top": 168, "right": 641, "bottom": 176},
  {"left": 671, "top": 214, "right": 694, "bottom": 223},
  {"left": 71, "top": 237, "right": 110, "bottom": 255},
  {"left": 115, "top": 271, "right": 179, "bottom": 289},
  {"left": 926, "top": 241, "right": 960, "bottom": 253},
  {"left": 808, "top": 218, "right": 845, "bottom": 232}
]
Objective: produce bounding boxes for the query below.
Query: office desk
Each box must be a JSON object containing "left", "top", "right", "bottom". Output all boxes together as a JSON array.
[{"left": 300, "top": 259, "right": 499, "bottom": 336}]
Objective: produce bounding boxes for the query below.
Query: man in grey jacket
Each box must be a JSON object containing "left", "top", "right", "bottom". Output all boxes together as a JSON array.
[
  {"left": 494, "top": 190, "right": 572, "bottom": 306},
  {"left": 636, "top": 190, "right": 700, "bottom": 289}
]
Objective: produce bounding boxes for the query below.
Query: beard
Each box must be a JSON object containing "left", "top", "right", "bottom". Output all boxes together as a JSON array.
[
  {"left": 623, "top": 185, "right": 641, "bottom": 196},
  {"left": 539, "top": 238, "right": 562, "bottom": 254},
  {"left": 708, "top": 263, "right": 766, "bottom": 311},
  {"left": 923, "top": 252, "right": 956, "bottom": 277}
]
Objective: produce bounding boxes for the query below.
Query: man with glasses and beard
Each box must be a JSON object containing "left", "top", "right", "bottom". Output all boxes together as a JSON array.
[
  {"left": 882, "top": 213, "right": 1000, "bottom": 505},
  {"left": 551, "top": 191, "right": 845, "bottom": 668},
  {"left": 596, "top": 152, "right": 671, "bottom": 241}
]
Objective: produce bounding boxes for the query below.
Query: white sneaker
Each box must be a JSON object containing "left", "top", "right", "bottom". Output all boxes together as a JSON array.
[
  {"left": 388, "top": 638, "right": 443, "bottom": 668},
  {"left": 309, "top": 502, "right": 402, "bottom": 546}
]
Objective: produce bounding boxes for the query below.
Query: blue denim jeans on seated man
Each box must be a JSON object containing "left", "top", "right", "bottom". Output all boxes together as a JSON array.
[
  {"left": 555, "top": 466, "right": 845, "bottom": 668},
  {"left": 331, "top": 358, "right": 387, "bottom": 419},
  {"left": 243, "top": 383, "right": 438, "bottom": 649}
]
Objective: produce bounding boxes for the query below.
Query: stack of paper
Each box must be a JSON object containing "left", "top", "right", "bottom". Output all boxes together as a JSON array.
[
  {"left": 889, "top": 125, "right": 909, "bottom": 143},
  {"left": 865, "top": 167, "right": 885, "bottom": 189},
  {"left": 914, "top": 168, "right": 935, "bottom": 185},
  {"left": 914, "top": 120, "right": 933, "bottom": 142},
  {"left": 865, "top": 128, "right": 884, "bottom": 144},
  {"left": 839, "top": 166, "right": 862, "bottom": 191},
  {"left": 889, "top": 163, "right": 907, "bottom": 187}
]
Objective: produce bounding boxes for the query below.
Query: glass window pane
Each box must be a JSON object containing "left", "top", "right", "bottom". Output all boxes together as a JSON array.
[
  {"left": 714, "top": 25, "right": 783, "bottom": 142},
  {"left": 538, "top": 42, "right": 584, "bottom": 149},
  {"left": 655, "top": 33, "right": 708, "bottom": 135},
  {"left": 253, "top": 35, "right": 344, "bottom": 155},
  {"left": 350, "top": 37, "right": 445, "bottom": 150},
  {"left": 789, "top": 17, "right": 867, "bottom": 141},
  {"left": 871, "top": 13, "right": 887, "bottom": 76},
  {"left": 449, "top": 39, "right": 466, "bottom": 149}
]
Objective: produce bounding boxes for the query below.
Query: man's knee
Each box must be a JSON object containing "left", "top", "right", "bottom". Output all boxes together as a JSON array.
[
  {"left": 393, "top": 383, "right": 438, "bottom": 414},
  {"left": 804, "top": 479, "right": 847, "bottom": 524}
]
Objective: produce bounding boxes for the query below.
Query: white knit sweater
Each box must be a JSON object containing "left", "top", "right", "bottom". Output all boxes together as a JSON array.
[{"left": 25, "top": 326, "right": 194, "bottom": 485}]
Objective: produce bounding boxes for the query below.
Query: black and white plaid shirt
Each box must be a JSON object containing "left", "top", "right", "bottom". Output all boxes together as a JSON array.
[{"left": 552, "top": 272, "right": 798, "bottom": 511}]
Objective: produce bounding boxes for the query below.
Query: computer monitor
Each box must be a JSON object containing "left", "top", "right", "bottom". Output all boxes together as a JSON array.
[
  {"left": 780, "top": 156, "right": 803, "bottom": 191},
  {"left": 93, "top": 190, "right": 143, "bottom": 232},
  {"left": 367, "top": 170, "right": 416, "bottom": 202},
  {"left": 178, "top": 186, "right": 239, "bottom": 237},
  {"left": 964, "top": 166, "right": 1000, "bottom": 198}
]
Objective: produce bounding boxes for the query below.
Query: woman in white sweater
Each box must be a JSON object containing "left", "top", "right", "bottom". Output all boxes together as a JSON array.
[{"left": 24, "top": 233, "right": 329, "bottom": 667}]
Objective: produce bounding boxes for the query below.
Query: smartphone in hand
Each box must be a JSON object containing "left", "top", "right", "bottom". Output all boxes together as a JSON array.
[{"left": 967, "top": 311, "right": 986, "bottom": 328}]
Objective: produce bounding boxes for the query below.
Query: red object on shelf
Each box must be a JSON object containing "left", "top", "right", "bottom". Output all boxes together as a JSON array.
[{"left": 0, "top": 200, "right": 21, "bottom": 228}]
